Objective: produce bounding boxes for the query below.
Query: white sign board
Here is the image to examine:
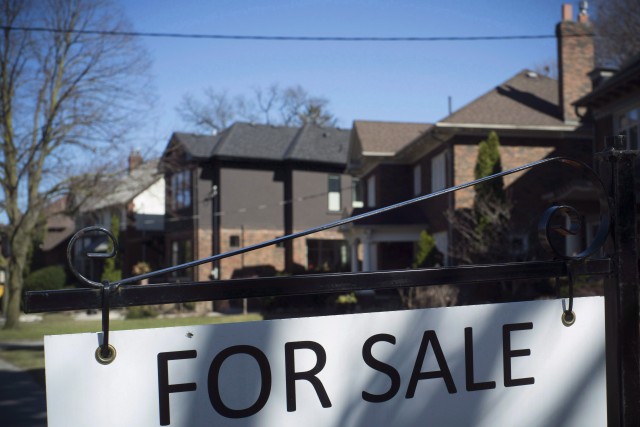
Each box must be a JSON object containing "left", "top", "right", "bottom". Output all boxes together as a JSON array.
[{"left": 45, "top": 297, "right": 606, "bottom": 427}]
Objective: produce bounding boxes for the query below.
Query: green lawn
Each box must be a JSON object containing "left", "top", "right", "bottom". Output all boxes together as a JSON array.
[{"left": 0, "top": 311, "right": 263, "bottom": 380}]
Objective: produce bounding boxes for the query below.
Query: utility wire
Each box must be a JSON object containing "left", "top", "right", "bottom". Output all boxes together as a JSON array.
[
  {"left": 0, "top": 25, "right": 580, "bottom": 42},
  {"left": 167, "top": 183, "right": 359, "bottom": 222}
]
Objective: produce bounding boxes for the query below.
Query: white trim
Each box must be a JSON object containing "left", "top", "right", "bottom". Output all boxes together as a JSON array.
[
  {"left": 362, "top": 151, "right": 396, "bottom": 156},
  {"left": 435, "top": 122, "right": 579, "bottom": 132}
]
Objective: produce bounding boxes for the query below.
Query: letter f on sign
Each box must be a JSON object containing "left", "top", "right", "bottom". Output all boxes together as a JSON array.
[{"left": 158, "top": 350, "right": 197, "bottom": 426}]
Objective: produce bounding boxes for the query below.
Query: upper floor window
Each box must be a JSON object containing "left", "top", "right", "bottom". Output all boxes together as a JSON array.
[
  {"left": 413, "top": 164, "right": 422, "bottom": 196},
  {"left": 328, "top": 175, "right": 342, "bottom": 212},
  {"left": 431, "top": 151, "right": 446, "bottom": 192},
  {"left": 352, "top": 178, "right": 364, "bottom": 208},
  {"left": 171, "top": 169, "right": 192, "bottom": 210},
  {"left": 616, "top": 106, "right": 640, "bottom": 150},
  {"left": 367, "top": 175, "right": 376, "bottom": 208}
]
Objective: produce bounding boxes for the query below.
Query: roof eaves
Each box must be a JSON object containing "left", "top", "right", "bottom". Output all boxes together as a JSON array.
[
  {"left": 362, "top": 151, "right": 396, "bottom": 156},
  {"left": 434, "top": 122, "right": 579, "bottom": 132}
]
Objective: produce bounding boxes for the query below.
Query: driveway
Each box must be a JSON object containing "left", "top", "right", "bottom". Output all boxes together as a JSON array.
[{"left": 0, "top": 343, "right": 47, "bottom": 427}]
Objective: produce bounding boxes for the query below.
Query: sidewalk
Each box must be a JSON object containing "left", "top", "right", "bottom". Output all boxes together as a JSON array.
[{"left": 0, "top": 343, "right": 47, "bottom": 427}]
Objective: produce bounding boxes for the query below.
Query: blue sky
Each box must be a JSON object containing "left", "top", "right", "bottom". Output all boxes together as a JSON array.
[{"left": 115, "top": 0, "right": 583, "bottom": 153}]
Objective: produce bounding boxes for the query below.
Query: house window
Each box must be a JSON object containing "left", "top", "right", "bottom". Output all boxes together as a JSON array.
[
  {"left": 352, "top": 178, "right": 364, "bottom": 208},
  {"left": 307, "top": 239, "right": 349, "bottom": 272},
  {"left": 171, "top": 170, "right": 192, "bottom": 210},
  {"left": 171, "top": 239, "right": 193, "bottom": 277},
  {"left": 413, "top": 164, "right": 422, "bottom": 196},
  {"left": 229, "top": 235, "right": 240, "bottom": 248},
  {"left": 431, "top": 151, "right": 446, "bottom": 192},
  {"left": 328, "top": 175, "right": 341, "bottom": 212},
  {"left": 367, "top": 175, "right": 376, "bottom": 207},
  {"left": 616, "top": 106, "right": 640, "bottom": 149}
]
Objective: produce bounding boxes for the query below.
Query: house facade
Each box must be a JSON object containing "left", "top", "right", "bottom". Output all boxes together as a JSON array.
[
  {"left": 161, "top": 122, "right": 355, "bottom": 284},
  {"left": 346, "top": 3, "right": 599, "bottom": 272}
]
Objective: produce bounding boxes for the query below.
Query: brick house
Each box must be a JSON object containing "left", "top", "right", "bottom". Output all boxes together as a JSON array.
[
  {"left": 73, "top": 152, "right": 166, "bottom": 282},
  {"left": 345, "top": 3, "right": 599, "bottom": 271},
  {"left": 160, "top": 122, "right": 354, "bottom": 284}
]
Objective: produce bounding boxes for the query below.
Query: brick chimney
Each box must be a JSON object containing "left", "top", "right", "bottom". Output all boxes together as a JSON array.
[
  {"left": 556, "top": 2, "right": 594, "bottom": 124},
  {"left": 128, "top": 149, "right": 143, "bottom": 173}
]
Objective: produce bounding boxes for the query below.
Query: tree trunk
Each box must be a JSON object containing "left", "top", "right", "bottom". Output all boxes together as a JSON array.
[
  {"left": 4, "top": 254, "right": 24, "bottom": 329},
  {"left": 3, "top": 230, "right": 30, "bottom": 329}
]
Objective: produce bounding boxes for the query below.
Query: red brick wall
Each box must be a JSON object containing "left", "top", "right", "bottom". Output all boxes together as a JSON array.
[
  {"left": 215, "top": 228, "right": 346, "bottom": 279},
  {"left": 556, "top": 11, "right": 594, "bottom": 123},
  {"left": 454, "top": 145, "right": 555, "bottom": 208}
]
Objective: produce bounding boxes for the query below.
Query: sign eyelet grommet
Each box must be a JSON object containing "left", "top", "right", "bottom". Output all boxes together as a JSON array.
[
  {"left": 95, "top": 344, "right": 117, "bottom": 365},
  {"left": 562, "top": 310, "right": 576, "bottom": 327}
]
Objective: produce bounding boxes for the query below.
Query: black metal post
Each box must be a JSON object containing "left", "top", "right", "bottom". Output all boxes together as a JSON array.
[
  {"left": 601, "top": 141, "right": 640, "bottom": 427},
  {"left": 283, "top": 165, "right": 294, "bottom": 273}
]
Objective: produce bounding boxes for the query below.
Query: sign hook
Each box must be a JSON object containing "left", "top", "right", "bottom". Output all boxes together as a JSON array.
[
  {"left": 561, "top": 262, "right": 577, "bottom": 327},
  {"left": 95, "top": 281, "right": 117, "bottom": 364}
]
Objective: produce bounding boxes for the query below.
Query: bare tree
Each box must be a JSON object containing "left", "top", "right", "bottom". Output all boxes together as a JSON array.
[
  {"left": 279, "top": 85, "right": 335, "bottom": 127},
  {"left": 177, "top": 83, "right": 337, "bottom": 133},
  {"left": 253, "top": 83, "right": 281, "bottom": 125},
  {"left": 0, "top": 0, "right": 151, "bottom": 328},
  {"left": 593, "top": 0, "right": 640, "bottom": 67},
  {"left": 178, "top": 89, "right": 245, "bottom": 134}
]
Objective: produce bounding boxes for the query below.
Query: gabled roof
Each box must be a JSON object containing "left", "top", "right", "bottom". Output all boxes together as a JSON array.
[
  {"left": 352, "top": 120, "right": 432, "bottom": 155},
  {"left": 170, "top": 132, "right": 218, "bottom": 159},
  {"left": 82, "top": 159, "right": 162, "bottom": 212},
  {"left": 169, "top": 122, "right": 350, "bottom": 166},
  {"left": 438, "top": 70, "right": 571, "bottom": 129}
]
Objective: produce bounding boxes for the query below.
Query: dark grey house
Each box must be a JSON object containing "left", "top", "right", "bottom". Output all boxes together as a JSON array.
[{"left": 160, "top": 122, "right": 355, "bottom": 284}]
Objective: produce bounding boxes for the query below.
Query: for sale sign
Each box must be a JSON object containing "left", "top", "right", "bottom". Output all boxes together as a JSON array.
[{"left": 45, "top": 297, "right": 606, "bottom": 427}]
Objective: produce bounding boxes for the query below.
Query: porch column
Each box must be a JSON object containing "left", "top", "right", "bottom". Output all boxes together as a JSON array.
[{"left": 362, "top": 232, "right": 377, "bottom": 272}]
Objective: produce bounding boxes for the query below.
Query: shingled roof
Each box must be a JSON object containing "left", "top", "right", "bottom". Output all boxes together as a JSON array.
[
  {"left": 170, "top": 122, "right": 350, "bottom": 166},
  {"left": 169, "top": 132, "right": 217, "bottom": 159},
  {"left": 352, "top": 121, "right": 432, "bottom": 155},
  {"left": 439, "top": 70, "right": 569, "bottom": 128},
  {"left": 81, "top": 159, "right": 162, "bottom": 212}
]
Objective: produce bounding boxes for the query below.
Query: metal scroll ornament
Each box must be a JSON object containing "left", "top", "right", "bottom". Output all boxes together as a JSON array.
[
  {"left": 67, "top": 226, "right": 119, "bottom": 288},
  {"left": 537, "top": 203, "right": 609, "bottom": 260}
]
